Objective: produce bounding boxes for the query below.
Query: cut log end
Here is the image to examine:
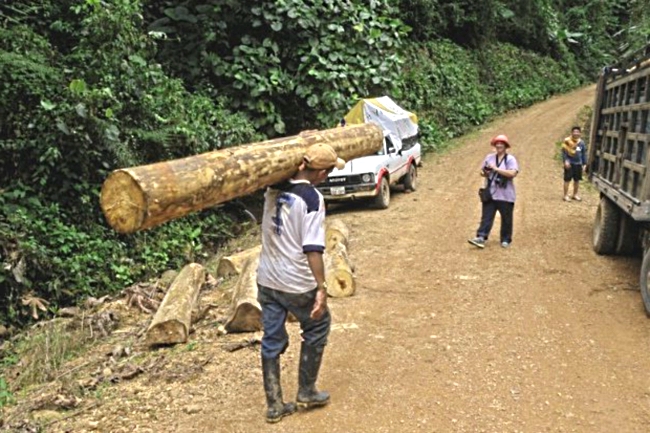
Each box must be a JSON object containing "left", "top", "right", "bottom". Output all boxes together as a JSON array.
[
  {"left": 146, "top": 263, "right": 205, "bottom": 346},
  {"left": 216, "top": 246, "right": 263, "bottom": 278},
  {"left": 145, "top": 320, "right": 187, "bottom": 346},
  {"left": 100, "top": 170, "right": 147, "bottom": 234},
  {"left": 225, "top": 303, "right": 262, "bottom": 333},
  {"left": 326, "top": 270, "right": 355, "bottom": 298}
]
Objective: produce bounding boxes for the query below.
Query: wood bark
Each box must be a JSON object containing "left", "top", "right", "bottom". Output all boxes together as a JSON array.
[
  {"left": 325, "top": 218, "right": 350, "bottom": 250},
  {"left": 146, "top": 263, "right": 206, "bottom": 346},
  {"left": 324, "top": 219, "right": 355, "bottom": 298},
  {"left": 224, "top": 255, "right": 262, "bottom": 333},
  {"left": 100, "top": 124, "right": 383, "bottom": 233},
  {"left": 216, "top": 245, "right": 262, "bottom": 277}
]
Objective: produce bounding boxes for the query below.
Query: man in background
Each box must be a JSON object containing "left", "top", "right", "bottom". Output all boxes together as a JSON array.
[{"left": 562, "top": 126, "right": 588, "bottom": 202}]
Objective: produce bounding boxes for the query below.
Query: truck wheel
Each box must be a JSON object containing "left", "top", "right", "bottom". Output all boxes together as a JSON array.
[
  {"left": 639, "top": 249, "right": 650, "bottom": 317},
  {"left": 593, "top": 197, "right": 620, "bottom": 255},
  {"left": 403, "top": 164, "right": 417, "bottom": 191},
  {"left": 615, "top": 214, "right": 640, "bottom": 256},
  {"left": 374, "top": 177, "right": 390, "bottom": 209}
]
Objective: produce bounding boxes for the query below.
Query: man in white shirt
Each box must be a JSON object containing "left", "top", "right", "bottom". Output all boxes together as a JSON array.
[{"left": 257, "top": 143, "right": 345, "bottom": 423}]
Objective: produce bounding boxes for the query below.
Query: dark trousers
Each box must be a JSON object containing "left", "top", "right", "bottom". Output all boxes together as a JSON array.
[
  {"left": 258, "top": 284, "right": 331, "bottom": 359},
  {"left": 477, "top": 200, "right": 514, "bottom": 243}
]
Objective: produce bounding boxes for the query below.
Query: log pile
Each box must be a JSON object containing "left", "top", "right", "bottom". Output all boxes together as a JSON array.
[
  {"left": 143, "top": 220, "right": 356, "bottom": 339},
  {"left": 222, "top": 219, "right": 355, "bottom": 333}
]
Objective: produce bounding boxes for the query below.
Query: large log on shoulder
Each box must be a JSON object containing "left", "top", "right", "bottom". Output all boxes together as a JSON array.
[
  {"left": 101, "top": 124, "right": 383, "bottom": 233},
  {"left": 146, "top": 263, "right": 206, "bottom": 346}
]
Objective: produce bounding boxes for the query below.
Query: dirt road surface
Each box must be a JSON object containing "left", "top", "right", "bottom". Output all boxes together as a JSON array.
[{"left": 56, "top": 86, "right": 650, "bottom": 433}]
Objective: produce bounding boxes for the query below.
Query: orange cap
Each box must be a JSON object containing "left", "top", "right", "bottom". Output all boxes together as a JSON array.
[{"left": 491, "top": 134, "right": 511, "bottom": 148}]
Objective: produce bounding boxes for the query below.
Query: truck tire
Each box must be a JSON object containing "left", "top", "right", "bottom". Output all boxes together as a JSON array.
[
  {"left": 615, "top": 214, "right": 640, "bottom": 256},
  {"left": 639, "top": 249, "right": 650, "bottom": 317},
  {"left": 374, "top": 177, "right": 390, "bottom": 209},
  {"left": 403, "top": 164, "right": 417, "bottom": 191},
  {"left": 593, "top": 197, "right": 620, "bottom": 255}
]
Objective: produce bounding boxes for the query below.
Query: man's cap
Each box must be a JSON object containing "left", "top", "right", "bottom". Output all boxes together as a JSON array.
[
  {"left": 303, "top": 143, "right": 346, "bottom": 170},
  {"left": 490, "top": 134, "right": 511, "bottom": 148}
]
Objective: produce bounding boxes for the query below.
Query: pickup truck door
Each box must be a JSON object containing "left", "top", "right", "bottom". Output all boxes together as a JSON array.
[{"left": 385, "top": 135, "right": 407, "bottom": 182}]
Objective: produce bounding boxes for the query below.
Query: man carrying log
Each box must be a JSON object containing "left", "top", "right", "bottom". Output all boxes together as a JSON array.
[{"left": 256, "top": 143, "right": 345, "bottom": 423}]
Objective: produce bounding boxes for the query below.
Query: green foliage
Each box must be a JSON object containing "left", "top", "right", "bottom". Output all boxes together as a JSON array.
[
  {"left": 396, "top": 41, "right": 492, "bottom": 150},
  {"left": 396, "top": 40, "right": 581, "bottom": 150},
  {"left": 0, "top": 189, "right": 236, "bottom": 323},
  {"left": 145, "top": 0, "right": 409, "bottom": 134},
  {"left": 0, "top": 0, "right": 260, "bottom": 325},
  {"left": 0, "top": 376, "right": 15, "bottom": 408},
  {"left": 480, "top": 43, "right": 582, "bottom": 112}
]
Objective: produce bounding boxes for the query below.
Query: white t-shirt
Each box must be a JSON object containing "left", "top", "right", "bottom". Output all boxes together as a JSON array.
[{"left": 257, "top": 179, "right": 326, "bottom": 294}]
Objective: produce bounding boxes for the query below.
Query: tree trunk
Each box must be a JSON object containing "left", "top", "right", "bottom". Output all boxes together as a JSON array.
[
  {"left": 324, "top": 220, "right": 355, "bottom": 298},
  {"left": 100, "top": 124, "right": 383, "bottom": 233},
  {"left": 225, "top": 255, "right": 263, "bottom": 333},
  {"left": 146, "top": 263, "right": 206, "bottom": 346},
  {"left": 216, "top": 245, "right": 263, "bottom": 277},
  {"left": 325, "top": 218, "right": 350, "bottom": 250}
]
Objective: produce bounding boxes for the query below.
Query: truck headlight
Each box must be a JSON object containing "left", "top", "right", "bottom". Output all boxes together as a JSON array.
[{"left": 362, "top": 173, "right": 372, "bottom": 183}]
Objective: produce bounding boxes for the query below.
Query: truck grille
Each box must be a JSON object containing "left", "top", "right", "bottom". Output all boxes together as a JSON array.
[{"left": 322, "top": 175, "right": 363, "bottom": 186}]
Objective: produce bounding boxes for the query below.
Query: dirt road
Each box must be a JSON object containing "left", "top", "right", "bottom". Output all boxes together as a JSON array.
[{"left": 56, "top": 86, "right": 650, "bottom": 432}]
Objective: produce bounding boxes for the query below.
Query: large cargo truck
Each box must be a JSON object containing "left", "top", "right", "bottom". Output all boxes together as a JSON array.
[{"left": 588, "top": 44, "right": 650, "bottom": 315}]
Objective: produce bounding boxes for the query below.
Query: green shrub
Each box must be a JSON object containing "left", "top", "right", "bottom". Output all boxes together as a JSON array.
[
  {"left": 0, "top": 1, "right": 260, "bottom": 325},
  {"left": 396, "top": 40, "right": 493, "bottom": 150}
]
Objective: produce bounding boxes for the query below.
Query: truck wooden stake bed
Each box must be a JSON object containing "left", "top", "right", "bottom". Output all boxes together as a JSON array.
[{"left": 588, "top": 44, "right": 650, "bottom": 315}]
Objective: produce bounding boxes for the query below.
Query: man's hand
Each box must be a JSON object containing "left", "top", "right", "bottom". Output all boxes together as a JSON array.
[
  {"left": 582, "top": 165, "right": 587, "bottom": 173},
  {"left": 310, "top": 288, "right": 328, "bottom": 320},
  {"left": 564, "top": 161, "right": 571, "bottom": 169}
]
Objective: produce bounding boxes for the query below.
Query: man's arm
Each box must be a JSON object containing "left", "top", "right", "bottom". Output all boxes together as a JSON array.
[
  {"left": 306, "top": 252, "right": 326, "bottom": 288},
  {"left": 306, "top": 251, "right": 328, "bottom": 320}
]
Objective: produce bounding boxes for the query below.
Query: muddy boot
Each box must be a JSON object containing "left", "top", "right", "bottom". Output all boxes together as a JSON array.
[
  {"left": 296, "top": 343, "right": 330, "bottom": 409},
  {"left": 262, "top": 357, "right": 296, "bottom": 423}
]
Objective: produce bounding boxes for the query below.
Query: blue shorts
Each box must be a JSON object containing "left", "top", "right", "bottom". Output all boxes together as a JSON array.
[{"left": 257, "top": 285, "right": 331, "bottom": 359}]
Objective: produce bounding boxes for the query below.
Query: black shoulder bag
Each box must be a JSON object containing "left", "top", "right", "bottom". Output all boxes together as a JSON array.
[{"left": 478, "top": 155, "right": 507, "bottom": 203}]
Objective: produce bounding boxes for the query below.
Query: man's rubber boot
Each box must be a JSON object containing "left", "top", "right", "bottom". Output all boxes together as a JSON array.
[
  {"left": 296, "top": 343, "right": 330, "bottom": 409},
  {"left": 262, "top": 357, "right": 296, "bottom": 423}
]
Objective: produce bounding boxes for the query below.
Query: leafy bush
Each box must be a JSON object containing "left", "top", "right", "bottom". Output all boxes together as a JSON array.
[
  {"left": 395, "top": 40, "right": 583, "bottom": 151},
  {"left": 145, "top": 0, "right": 409, "bottom": 134},
  {"left": 395, "top": 41, "right": 493, "bottom": 150},
  {"left": 0, "top": 0, "right": 260, "bottom": 325},
  {"left": 480, "top": 43, "right": 582, "bottom": 112}
]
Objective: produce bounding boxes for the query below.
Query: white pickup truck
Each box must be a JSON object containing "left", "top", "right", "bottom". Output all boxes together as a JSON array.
[
  {"left": 317, "top": 131, "right": 422, "bottom": 209},
  {"left": 317, "top": 96, "right": 422, "bottom": 209}
]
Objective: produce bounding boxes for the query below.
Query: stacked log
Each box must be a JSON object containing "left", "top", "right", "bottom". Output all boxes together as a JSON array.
[
  {"left": 216, "top": 246, "right": 262, "bottom": 278},
  {"left": 222, "top": 219, "right": 355, "bottom": 332},
  {"left": 146, "top": 263, "right": 206, "bottom": 346},
  {"left": 224, "top": 255, "right": 263, "bottom": 333},
  {"left": 323, "top": 219, "right": 356, "bottom": 298}
]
